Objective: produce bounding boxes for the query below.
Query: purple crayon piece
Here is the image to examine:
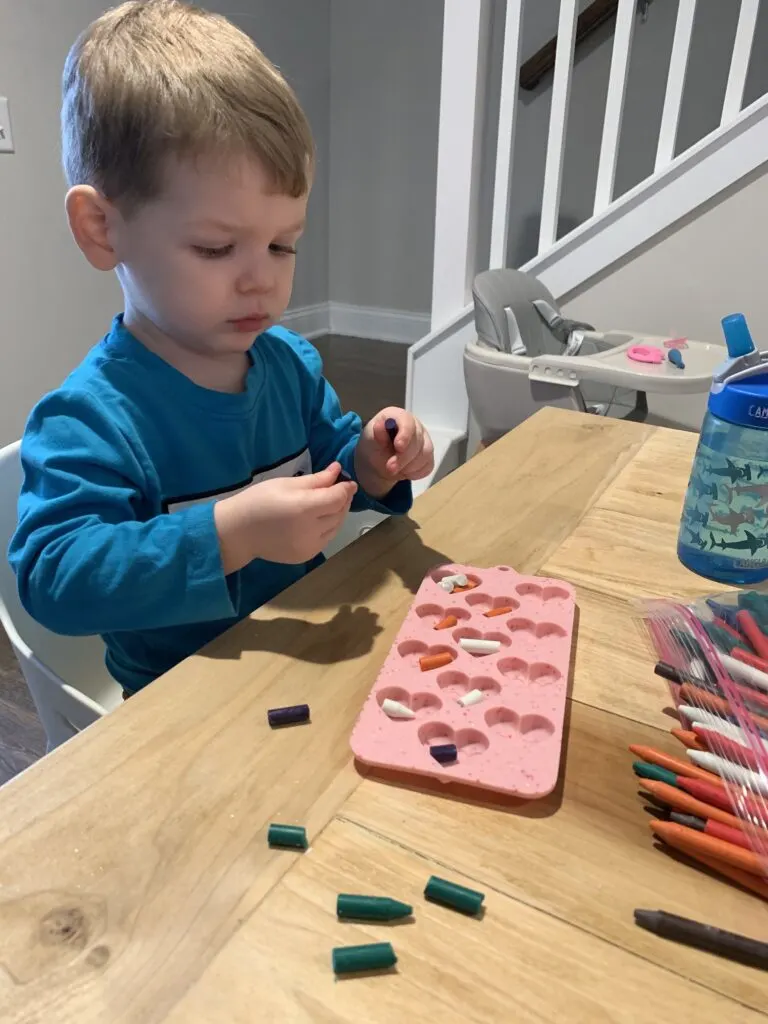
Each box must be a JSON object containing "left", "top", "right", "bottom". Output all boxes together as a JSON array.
[
  {"left": 385, "top": 417, "right": 398, "bottom": 444},
  {"left": 430, "top": 743, "right": 457, "bottom": 765},
  {"left": 268, "top": 704, "right": 310, "bottom": 727},
  {"left": 339, "top": 469, "right": 353, "bottom": 483}
]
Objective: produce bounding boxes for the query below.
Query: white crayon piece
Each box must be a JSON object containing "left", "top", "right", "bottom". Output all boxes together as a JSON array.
[
  {"left": 459, "top": 637, "right": 501, "bottom": 655},
  {"left": 677, "top": 705, "right": 742, "bottom": 735},
  {"left": 721, "top": 652, "right": 768, "bottom": 694},
  {"left": 440, "top": 573, "right": 468, "bottom": 589},
  {"left": 438, "top": 579, "right": 455, "bottom": 593},
  {"left": 381, "top": 698, "right": 415, "bottom": 720},
  {"left": 457, "top": 688, "right": 485, "bottom": 708},
  {"left": 688, "top": 749, "right": 768, "bottom": 797}
]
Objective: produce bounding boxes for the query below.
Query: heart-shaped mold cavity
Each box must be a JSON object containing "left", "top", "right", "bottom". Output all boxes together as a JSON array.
[
  {"left": 535, "top": 622, "right": 567, "bottom": 640},
  {"left": 464, "top": 592, "right": 493, "bottom": 608},
  {"left": 542, "top": 586, "right": 570, "bottom": 602},
  {"left": 495, "top": 566, "right": 513, "bottom": 572},
  {"left": 437, "top": 670, "right": 470, "bottom": 696},
  {"left": 377, "top": 686, "right": 411, "bottom": 708},
  {"left": 515, "top": 582, "right": 542, "bottom": 599},
  {"left": 418, "top": 722, "right": 455, "bottom": 747},
  {"left": 483, "top": 631, "right": 511, "bottom": 648},
  {"left": 416, "top": 645, "right": 458, "bottom": 670},
  {"left": 484, "top": 707, "right": 520, "bottom": 737},
  {"left": 469, "top": 676, "right": 502, "bottom": 697},
  {"left": 453, "top": 626, "right": 482, "bottom": 643},
  {"left": 519, "top": 714, "right": 555, "bottom": 740},
  {"left": 498, "top": 657, "right": 528, "bottom": 682},
  {"left": 415, "top": 603, "right": 445, "bottom": 622},
  {"left": 483, "top": 596, "right": 520, "bottom": 616},
  {"left": 455, "top": 728, "right": 490, "bottom": 756},
  {"left": 397, "top": 640, "right": 428, "bottom": 662},
  {"left": 445, "top": 606, "right": 472, "bottom": 622},
  {"left": 506, "top": 617, "right": 536, "bottom": 635},
  {"left": 529, "top": 662, "right": 561, "bottom": 686},
  {"left": 411, "top": 692, "right": 442, "bottom": 714}
]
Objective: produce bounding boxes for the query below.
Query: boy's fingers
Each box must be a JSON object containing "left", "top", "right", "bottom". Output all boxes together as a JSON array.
[
  {"left": 373, "top": 413, "right": 413, "bottom": 451},
  {"left": 306, "top": 481, "right": 356, "bottom": 515},
  {"left": 295, "top": 463, "right": 343, "bottom": 488}
]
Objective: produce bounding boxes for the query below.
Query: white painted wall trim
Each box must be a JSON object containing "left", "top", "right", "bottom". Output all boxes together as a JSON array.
[{"left": 282, "top": 303, "right": 428, "bottom": 343}]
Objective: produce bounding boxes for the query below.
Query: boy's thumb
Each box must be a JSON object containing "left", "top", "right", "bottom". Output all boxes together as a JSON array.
[{"left": 299, "top": 463, "right": 345, "bottom": 488}]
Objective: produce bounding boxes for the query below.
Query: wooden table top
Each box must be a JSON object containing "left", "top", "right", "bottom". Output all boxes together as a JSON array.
[{"left": 1, "top": 407, "right": 767, "bottom": 1022}]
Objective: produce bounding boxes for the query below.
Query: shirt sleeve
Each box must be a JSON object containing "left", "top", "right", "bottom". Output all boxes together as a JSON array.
[
  {"left": 8, "top": 390, "right": 235, "bottom": 636},
  {"left": 283, "top": 331, "right": 413, "bottom": 516}
]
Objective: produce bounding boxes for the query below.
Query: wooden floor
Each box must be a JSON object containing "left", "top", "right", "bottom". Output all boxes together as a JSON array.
[{"left": 0, "top": 334, "right": 408, "bottom": 786}]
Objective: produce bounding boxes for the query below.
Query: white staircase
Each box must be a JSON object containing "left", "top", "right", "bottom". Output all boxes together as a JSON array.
[{"left": 406, "top": 0, "right": 768, "bottom": 491}]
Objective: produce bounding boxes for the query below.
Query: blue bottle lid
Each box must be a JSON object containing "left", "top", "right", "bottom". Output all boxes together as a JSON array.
[
  {"left": 707, "top": 313, "right": 768, "bottom": 427},
  {"left": 721, "top": 313, "right": 755, "bottom": 358}
]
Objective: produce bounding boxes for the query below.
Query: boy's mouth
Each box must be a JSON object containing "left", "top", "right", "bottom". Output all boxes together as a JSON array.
[{"left": 229, "top": 314, "right": 270, "bottom": 332}]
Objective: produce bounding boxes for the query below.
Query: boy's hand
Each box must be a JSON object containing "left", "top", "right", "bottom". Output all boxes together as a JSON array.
[
  {"left": 214, "top": 463, "right": 357, "bottom": 573},
  {"left": 354, "top": 408, "right": 435, "bottom": 499}
]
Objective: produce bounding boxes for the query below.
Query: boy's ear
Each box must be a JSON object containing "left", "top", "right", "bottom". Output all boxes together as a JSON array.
[{"left": 65, "top": 185, "right": 120, "bottom": 271}]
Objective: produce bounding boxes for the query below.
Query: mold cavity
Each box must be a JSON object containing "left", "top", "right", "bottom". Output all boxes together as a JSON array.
[
  {"left": 446, "top": 606, "right": 472, "bottom": 622},
  {"left": 469, "top": 676, "right": 502, "bottom": 697},
  {"left": 529, "top": 663, "right": 561, "bottom": 686},
  {"left": 496, "top": 566, "right": 512, "bottom": 572},
  {"left": 411, "top": 692, "right": 443, "bottom": 715},
  {"left": 419, "top": 645, "right": 458, "bottom": 670},
  {"left": 498, "top": 657, "right": 529, "bottom": 681},
  {"left": 436, "top": 671, "right": 470, "bottom": 696},
  {"left": 415, "top": 603, "right": 445, "bottom": 622},
  {"left": 491, "top": 596, "right": 519, "bottom": 611},
  {"left": 483, "top": 631, "right": 511, "bottom": 648},
  {"left": 484, "top": 707, "right": 520, "bottom": 736},
  {"left": 520, "top": 714, "right": 555, "bottom": 740},
  {"left": 516, "top": 583, "right": 543, "bottom": 599},
  {"left": 465, "top": 592, "right": 492, "bottom": 608},
  {"left": 535, "top": 622, "right": 567, "bottom": 640},
  {"left": 418, "top": 722, "right": 455, "bottom": 747},
  {"left": 452, "top": 627, "right": 482, "bottom": 644},
  {"left": 455, "top": 728, "right": 490, "bottom": 756},
  {"left": 506, "top": 617, "right": 536, "bottom": 635},
  {"left": 543, "top": 586, "right": 570, "bottom": 603},
  {"left": 376, "top": 687, "right": 412, "bottom": 709},
  {"left": 397, "top": 640, "right": 428, "bottom": 663}
]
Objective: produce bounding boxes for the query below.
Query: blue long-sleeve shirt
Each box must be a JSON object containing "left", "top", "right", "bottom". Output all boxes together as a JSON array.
[{"left": 9, "top": 315, "right": 411, "bottom": 691}]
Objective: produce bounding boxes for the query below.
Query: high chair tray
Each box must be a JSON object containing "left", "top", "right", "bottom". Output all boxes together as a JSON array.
[
  {"left": 350, "top": 564, "right": 576, "bottom": 798},
  {"left": 528, "top": 331, "right": 724, "bottom": 394}
]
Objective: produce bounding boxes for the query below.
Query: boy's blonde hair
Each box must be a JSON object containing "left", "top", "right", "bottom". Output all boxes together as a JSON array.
[{"left": 62, "top": 0, "right": 314, "bottom": 211}]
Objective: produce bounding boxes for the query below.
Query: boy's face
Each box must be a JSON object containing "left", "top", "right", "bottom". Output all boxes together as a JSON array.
[{"left": 110, "top": 153, "right": 308, "bottom": 354}]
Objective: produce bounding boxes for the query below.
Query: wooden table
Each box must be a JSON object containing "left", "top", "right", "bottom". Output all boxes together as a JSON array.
[{"left": 1, "top": 407, "right": 767, "bottom": 1022}]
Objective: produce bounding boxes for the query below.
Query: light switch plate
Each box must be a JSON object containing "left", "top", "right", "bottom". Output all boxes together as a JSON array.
[{"left": 0, "top": 97, "right": 15, "bottom": 153}]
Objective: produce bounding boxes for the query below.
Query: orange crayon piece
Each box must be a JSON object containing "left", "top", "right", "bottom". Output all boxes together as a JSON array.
[
  {"left": 433, "top": 616, "right": 458, "bottom": 631},
  {"left": 420, "top": 652, "right": 454, "bottom": 672},
  {"left": 484, "top": 606, "right": 515, "bottom": 618},
  {"left": 670, "top": 728, "right": 706, "bottom": 751},
  {"left": 651, "top": 819, "right": 767, "bottom": 877},
  {"left": 736, "top": 610, "right": 768, "bottom": 661},
  {"left": 668, "top": 844, "right": 768, "bottom": 901},
  {"left": 640, "top": 779, "right": 750, "bottom": 832},
  {"left": 732, "top": 647, "right": 768, "bottom": 673},
  {"left": 629, "top": 744, "right": 724, "bottom": 786}
]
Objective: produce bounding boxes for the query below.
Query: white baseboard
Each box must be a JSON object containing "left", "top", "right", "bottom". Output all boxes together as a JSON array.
[{"left": 282, "top": 302, "right": 429, "bottom": 344}]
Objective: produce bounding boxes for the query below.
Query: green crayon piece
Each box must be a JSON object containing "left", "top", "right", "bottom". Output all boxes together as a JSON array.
[
  {"left": 424, "top": 875, "right": 484, "bottom": 916},
  {"left": 267, "top": 823, "right": 308, "bottom": 849},
  {"left": 632, "top": 761, "right": 679, "bottom": 787},
  {"left": 332, "top": 942, "right": 397, "bottom": 974},
  {"left": 701, "top": 621, "right": 749, "bottom": 654},
  {"left": 337, "top": 894, "right": 413, "bottom": 921}
]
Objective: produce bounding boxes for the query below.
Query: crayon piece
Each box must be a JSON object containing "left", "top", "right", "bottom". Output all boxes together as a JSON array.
[
  {"left": 655, "top": 661, "right": 710, "bottom": 688},
  {"left": 332, "top": 942, "right": 397, "bottom": 975},
  {"left": 706, "top": 599, "right": 740, "bottom": 630},
  {"left": 722, "top": 651, "right": 768, "bottom": 694},
  {"left": 732, "top": 647, "right": 768, "bottom": 673},
  {"left": 701, "top": 621, "right": 748, "bottom": 654},
  {"left": 483, "top": 605, "right": 516, "bottom": 618},
  {"left": 678, "top": 776, "right": 741, "bottom": 814},
  {"left": 714, "top": 617, "right": 751, "bottom": 648},
  {"left": 458, "top": 688, "right": 485, "bottom": 708},
  {"left": 267, "top": 703, "right": 310, "bottom": 727},
  {"left": 424, "top": 875, "right": 484, "bottom": 915},
  {"left": 629, "top": 744, "right": 724, "bottom": 785},
  {"left": 736, "top": 610, "right": 768, "bottom": 661},
  {"left": 381, "top": 698, "right": 415, "bottom": 719},
  {"left": 670, "top": 728, "right": 706, "bottom": 751},
  {"left": 384, "top": 417, "right": 399, "bottom": 444},
  {"left": 650, "top": 819, "right": 766, "bottom": 876},
  {"left": 640, "top": 778, "right": 750, "bottom": 832},
  {"left": 268, "top": 824, "right": 308, "bottom": 849},
  {"left": 339, "top": 469, "right": 353, "bottom": 483},
  {"left": 669, "top": 812, "right": 751, "bottom": 851},
  {"left": 430, "top": 743, "right": 458, "bottom": 764},
  {"left": 692, "top": 726, "right": 763, "bottom": 772},
  {"left": 688, "top": 750, "right": 768, "bottom": 796},
  {"left": 738, "top": 592, "right": 768, "bottom": 633},
  {"left": 679, "top": 683, "right": 768, "bottom": 734},
  {"left": 459, "top": 637, "right": 501, "bottom": 655},
  {"left": 633, "top": 762, "right": 679, "bottom": 787},
  {"left": 419, "top": 652, "right": 454, "bottom": 672},
  {"left": 634, "top": 909, "right": 768, "bottom": 969},
  {"left": 336, "top": 895, "right": 413, "bottom": 921},
  {"left": 434, "top": 615, "right": 458, "bottom": 631}
]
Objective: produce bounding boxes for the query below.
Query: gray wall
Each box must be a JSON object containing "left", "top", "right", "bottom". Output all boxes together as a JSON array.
[
  {"left": 0, "top": 0, "right": 330, "bottom": 446},
  {"left": 328, "top": 0, "right": 443, "bottom": 314}
]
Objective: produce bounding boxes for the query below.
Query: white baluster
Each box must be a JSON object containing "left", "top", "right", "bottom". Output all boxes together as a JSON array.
[
  {"left": 655, "top": 0, "right": 697, "bottom": 172},
  {"left": 489, "top": 0, "right": 524, "bottom": 270},
  {"left": 539, "top": 0, "right": 579, "bottom": 253},
  {"left": 722, "top": 0, "right": 760, "bottom": 126},
  {"left": 594, "top": 0, "right": 637, "bottom": 215}
]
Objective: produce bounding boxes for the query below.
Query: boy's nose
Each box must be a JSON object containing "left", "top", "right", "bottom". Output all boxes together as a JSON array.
[{"left": 236, "top": 268, "right": 273, "bottom": 295}]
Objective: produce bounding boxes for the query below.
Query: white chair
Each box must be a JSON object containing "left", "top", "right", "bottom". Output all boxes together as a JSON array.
[{"left": 0, "top": 441, "right": 122, "bottom": 752}]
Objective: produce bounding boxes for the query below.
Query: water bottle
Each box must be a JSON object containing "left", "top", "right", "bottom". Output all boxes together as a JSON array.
[{"left": 678, "top": 313, "right": 768, "bottom": 585}]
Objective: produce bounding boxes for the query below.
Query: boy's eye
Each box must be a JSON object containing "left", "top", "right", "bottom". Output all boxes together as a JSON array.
[
  {"left": 193, "top": 244, "right": 234, "bottom": 259},
  {"left": 270, "top": 243, "right": 297, "bottom": 257}
]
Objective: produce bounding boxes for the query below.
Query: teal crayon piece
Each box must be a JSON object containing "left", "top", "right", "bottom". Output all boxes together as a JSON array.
[
  {"left": 337, "top": 894, "right": 413, "bottom": 921},
  {"left": 424, "top": 875, "right": 484, "bottom": 916},
  {"left": 267, "top": 824, "right": 308, "bottom": 849},
  {"left": 332, "top": 942, "right": 397, "bottom": 974},
  {"left": 632, "top": 761, "right": 679, "bottom": 787}
]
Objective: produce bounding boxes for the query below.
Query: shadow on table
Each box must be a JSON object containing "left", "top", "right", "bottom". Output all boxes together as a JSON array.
[{"left": 353, "top": 605, "right": 581, "bottom": 820}]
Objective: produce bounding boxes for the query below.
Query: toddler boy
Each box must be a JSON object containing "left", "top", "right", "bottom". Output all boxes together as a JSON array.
[{"left": 9, "top": 0, "right": 433, "bottom": 693}]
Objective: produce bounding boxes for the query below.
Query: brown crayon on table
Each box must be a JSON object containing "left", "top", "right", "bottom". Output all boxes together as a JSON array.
[{"left": 634, "top": 909, "right": 768, "bottom": 968}]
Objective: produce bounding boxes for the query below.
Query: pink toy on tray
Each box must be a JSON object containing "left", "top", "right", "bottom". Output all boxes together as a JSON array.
[{"left": 350, "top": 564, "right": 577, "bottom": 799}]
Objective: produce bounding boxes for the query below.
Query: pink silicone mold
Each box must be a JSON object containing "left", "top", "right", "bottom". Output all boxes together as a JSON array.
[{"left": 350, "top": 564, "right": 577, "bottom": 798}]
